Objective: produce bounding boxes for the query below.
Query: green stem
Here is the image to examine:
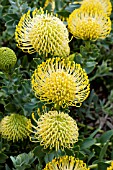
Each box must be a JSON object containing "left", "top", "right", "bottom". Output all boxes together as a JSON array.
[
  {"left": 54, "top": 104, "right": 61, "bottom": 111},
  {"left": 77, "top": 122, "right": 104, "bottom": 133},
  {"left": 89, "top": 75, "right": 97, "bottom": 82},
  {"left": 60, "top": 1, "right": 71, "bottom": 10},
  {"left": 89, "top": 160, "right": 112, "bottom": 169},
  {"left": 95, "top": 142, "right": 112, "bottom": 146},
  {"left": 88, "top": 163, "right": 98, "bottom": 169},
  {"left": 85, "top": 40, "right": 91, "bottom": 51}
]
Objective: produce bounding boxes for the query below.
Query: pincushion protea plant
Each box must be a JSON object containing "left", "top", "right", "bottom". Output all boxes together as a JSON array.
[
  {"left": 0, "top": 114, "right": 31, "bottom": 142},
  {"left": 15, "top": 8, "right": 70, "bottom": 58},
  {"left": 78, "top": 0, "right": 112, "bottom": 16},
  {"left": 29, "top": 111, "right": 79, "bottom": 151},
  {"left": 31, "top": 57, "right": 90, "bottom": 108},
  {"left": 43, "top": 155, "right": 90, "bottom": 170},
  {"left": 68, "top": 8, "right": 111, "bottom": 41}
]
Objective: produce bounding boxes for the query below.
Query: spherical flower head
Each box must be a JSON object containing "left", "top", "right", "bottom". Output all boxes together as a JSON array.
[
  {"left": 30, "top": 111, "right": 79, "bottom": 151},
  {"left": 43, "top": 155, "right": 90, "bottom": 170},
  {"left": 15, "top": 8, "right": 70, "bottom": 58},
  {"left": 68, "top": 8, "right": 111, "bottom": 41},
  {"left": 0, "top": 47, "right": 17, "bottom": 71},
  {"left": 79, "top": 0, "right": 112, "bottom": 16},
  {"left": 31, "top": 57, "right": 90, "bottom": 108},
  {"left": 0, "top": 114, "right": 31, "bottom": 142},
  {"left": 107, "top": 162, "right": 113, "bottom": 170}
]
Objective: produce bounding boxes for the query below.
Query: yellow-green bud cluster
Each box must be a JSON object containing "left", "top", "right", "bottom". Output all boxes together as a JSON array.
[
  {"left": 0, "top": 114, "right": 31, "bottom": 142},
  {"left": 0, "top": 47, "right": 17, "bottom": 71}
]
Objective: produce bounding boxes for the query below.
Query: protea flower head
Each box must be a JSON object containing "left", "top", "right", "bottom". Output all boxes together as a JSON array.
[
  {"left": 0, "top": 114, "right": 31, "bottom": 142},
  {"left": 31, "top": 57, "right": 90, "bottom": 108},
  {"left": 79, "top": 0, "right": 112, "bottom": 16},
  {"left": 68, "top": 8, "right": 111, "bottom": 41},
  {"left": 107, "top": 162, "right": 113, "bottom": 170},
  {"left": 30, "top": 111, "right": 79, "bottom": 151},
  {"left": 0, "top": 47, "right": 17, "bottom": 71},
  {"left": 15, "top": 8, "right": 70, "bottom": 58},
  {"left": 43, "top": 155, "right": 90, "bottom": 170}
]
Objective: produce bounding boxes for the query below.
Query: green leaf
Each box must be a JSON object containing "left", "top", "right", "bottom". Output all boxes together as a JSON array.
[
  {"left": 78, "top": 151, "right": 86, "bottom": 160},
  {"left": 65, "top": 148, "right": 74, "bottom": 156},
  {"left": 80, "top": 138, "right": 96, "bottom": 149},
  {"left": 44, "top": 150, "right": 65, "bottom": 163},
  {"left": 87, "top": 150, "right": 95, "bottom": 163},
  {"left": 99, "top": 140, "right": 109, "bottom": 161},
  {"left": 5, "top": 164, "right": 11, "bottom": 170},
  {"left": 84, "top": 61, "right": 97, "bottom": 74},
  {"left": 99, "top": 130, "right": 113, "bottom": 143},
  {"left": 5, "top": 103, "right": 16, "bottom": 112},
  {"left": 0, "top": 5, "right": 3, "bottom": 18},
  {"left": 33, "top": 145, "right": 45, "bottom": 158},
  {"left": 85, "top": 66, "right": 96, "bottom": 74},
  {"left": 0, "top": 153, "right": 8, "bottom": 163},
  {"left": 74, "top": 53, "right": 83, "bottom": 64},
  {"left": 10, "top": 152, "right": 35, "bottom": 170},
  {"left": 91, "top": 145, "right": 101, "bottom": 156},
  {"left": 57, "top": 10, "right": 70, "bottom": 17},
  {"left": 44, "top": 152, "right": 55, "bottom": 164},
  {"left": 90, "top": 127, "right": 101, "bottom": 138},
  {"left": 0, "top": 165, "right": 4, "bottom": 169},
  {"left": 98, "top": 162, "right": 108, "bottom": 170},
  {"left": 85, "top": 61, "right": 97, "bottom": 67},
  {"left": 55, "top": 0, "right": 63, "bottom": 11},
  {"left": 65, "top": 4, "right": 80, "bottom": 13}
]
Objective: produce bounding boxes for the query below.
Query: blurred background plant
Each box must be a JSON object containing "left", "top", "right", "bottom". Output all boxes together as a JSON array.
[{"left": 0, "top": 0, "right": 113, "bottom": 170}]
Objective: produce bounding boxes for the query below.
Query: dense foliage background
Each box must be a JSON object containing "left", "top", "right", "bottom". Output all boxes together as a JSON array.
[{"left": 0, "top": 0, "right": 113, "bottom": 169}]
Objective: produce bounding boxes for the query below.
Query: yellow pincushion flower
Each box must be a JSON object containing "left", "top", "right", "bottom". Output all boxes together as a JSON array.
[
  {"left": 0, "top": 114, "right": 31, "bottom": 142},
  {"left": 107, "top": 162, "right": 113, "bottom": 170},
  {"left": 43, "top": 155, "right": 90, "bottom": 170},
  {"left": 79, "top": 0, "right": 112, "bottom": 16},
  {"left": 68, "top": 8, "right": 111, "bottom": 41},
  {"left": 15, "top": 8, "right": 70, "bottom": 58},
  {"left": 30, "top": 111, "right": 79, "bottom": 151},
  {"left": 0, "top": 47, "right": 17, "bottom": 71},
  {"left": 31, "top": 57, "right": 90, "bottom": 108}
]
